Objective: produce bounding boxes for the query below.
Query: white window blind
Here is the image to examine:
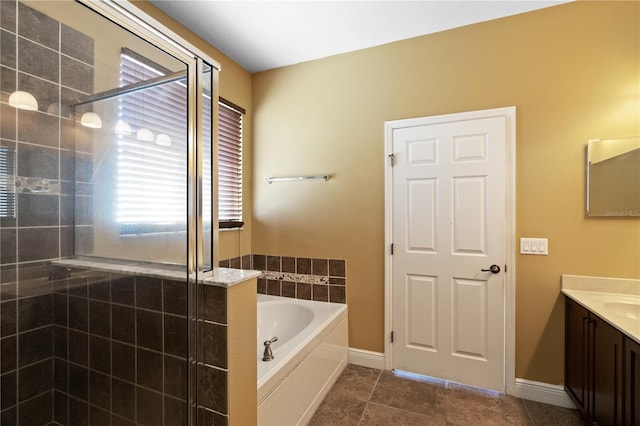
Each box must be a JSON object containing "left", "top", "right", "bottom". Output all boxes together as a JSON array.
[
  {"left": 0, "top": 147, "right": 16, "bottom": 218},
  {"left": 118, "top": 49, "right": 243, "bottom": 233},
  {"left": 218, "top": 100, "right": 243, "bottom": 227},
  {"left": 118, "top": 49, "right": 188, "bottom": 234}
]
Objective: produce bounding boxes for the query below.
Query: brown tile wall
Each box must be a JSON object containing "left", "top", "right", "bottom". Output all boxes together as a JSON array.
[
  {"left": 50, "top": 266, "right": 191, "bottom": 426},
  {"left": 49, "top": 268, "right": 228, "bottom": 426},
  {"left": 197, "top": 283, "right": 229, "bottom": 426},
  {"left": 0, "top": 3, "right": 94, "bottom": 425},
  {"left": 48, "top": 266, "right": 231, "bottom": 426},
  {"left": 219, "top": 255, "right": 347, "bottom": 304}
]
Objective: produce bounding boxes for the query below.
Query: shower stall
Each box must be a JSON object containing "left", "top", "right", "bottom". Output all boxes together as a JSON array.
[{"left": 0, "top": 1, "right": 231, "bottom": 424}]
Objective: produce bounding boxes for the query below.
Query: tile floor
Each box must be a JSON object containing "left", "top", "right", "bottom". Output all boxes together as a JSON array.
[{"left": 309, "top": 365, "right": 585, "bottom": 425}]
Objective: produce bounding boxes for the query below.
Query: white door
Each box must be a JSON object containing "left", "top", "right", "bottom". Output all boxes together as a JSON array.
[{"left": 388, "top": 110, "right": 509, "bottom": 392}]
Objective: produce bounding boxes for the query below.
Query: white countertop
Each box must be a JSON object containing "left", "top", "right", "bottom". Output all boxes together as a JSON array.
[
  {"left": 54, "top": 258, "right": 261, "bottom": 288},
  {"left": 562, "top": 274, "right": 640, "bottom": 343}
]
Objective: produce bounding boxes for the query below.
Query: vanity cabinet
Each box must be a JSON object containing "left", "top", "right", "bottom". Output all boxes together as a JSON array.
[
  {"left": 625, "top": 337, "right": 640, "bottom": 426},
  {"left": 565, "top": 297, "right": 624, "bottom": 425},
  {"left": 565, "top": 298, "right": 590, "bottom": 416}
]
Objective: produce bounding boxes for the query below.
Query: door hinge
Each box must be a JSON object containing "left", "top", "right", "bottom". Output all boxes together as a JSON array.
[
  {"left": 388, "top": 153, "right": 395, "bottom": 166},
  {"left": 390, "top": 243, "right": 394, "bottom": 255},
  {"left": 391, "top": 331, "right": 394, "bottom": 343}
]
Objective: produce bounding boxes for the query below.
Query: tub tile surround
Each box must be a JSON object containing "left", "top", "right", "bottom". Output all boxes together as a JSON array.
[
  {"left": 220, "top": 254, "right": 347, "bottom": 304},
  {"left": 0, "top": 3, "right": 95, "bottom": 425}
]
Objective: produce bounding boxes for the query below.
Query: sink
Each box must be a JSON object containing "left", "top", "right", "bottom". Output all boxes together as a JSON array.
[{"left": 604, "top": 301, "right": 640, "bottom": 320}]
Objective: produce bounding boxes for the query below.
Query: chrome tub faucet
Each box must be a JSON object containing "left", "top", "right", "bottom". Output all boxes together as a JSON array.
[{"left": 262, "top": 337, "right": 278, "bottom": 361}]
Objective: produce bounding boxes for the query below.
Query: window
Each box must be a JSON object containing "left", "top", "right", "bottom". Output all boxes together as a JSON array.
[
  {"left": 117, "top": 49, "right": 188, "bottom": 234},
  {"left": 218, "top": 99, "right": 244, "bottom": 228},
  {"left": 117, "top": 49, "right": 243, "bottom": 233},
  {"left": 0, "top": 147, "right": 16, "bottom": 218}
]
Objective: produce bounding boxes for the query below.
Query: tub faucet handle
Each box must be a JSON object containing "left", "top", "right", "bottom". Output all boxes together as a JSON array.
[{"left": 262, "top": 337, "right": 278, "bottom": 362}]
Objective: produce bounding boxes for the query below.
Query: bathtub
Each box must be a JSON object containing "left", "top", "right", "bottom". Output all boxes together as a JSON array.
[{"left": 257, "top": 294, "right": 348, "bottom": 425}]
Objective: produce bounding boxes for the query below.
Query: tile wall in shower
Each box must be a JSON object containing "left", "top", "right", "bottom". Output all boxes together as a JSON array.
[
  {"left": 0, "top": 2, "right": 94, "bottom": 425},
  {"left": 49, "top": 265, "right": 231, "bottom": 426},
  {"left": 51, "top": 267, "right": 191, "bottom": 426}
]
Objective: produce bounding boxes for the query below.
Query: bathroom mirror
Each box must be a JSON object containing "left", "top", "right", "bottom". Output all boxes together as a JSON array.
[{"left": 586, "top": 137, "right": 640, "bottom": 217}]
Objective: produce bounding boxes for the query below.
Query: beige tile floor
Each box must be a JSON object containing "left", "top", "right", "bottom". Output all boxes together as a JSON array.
[{"left": 309, "top": 365, "right": 585, "bottom": 426}]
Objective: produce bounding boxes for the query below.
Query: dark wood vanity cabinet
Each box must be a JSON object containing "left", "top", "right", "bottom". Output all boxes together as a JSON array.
[
  {"left": 625, "top": 337, "right": 640, "bottom": 426},
  {"left": 591, "top": 313, "right": 624, "bottom": 425},
  {"left": 566, "top": 298, "right": 590, "bottom": 417},
  {"left": 565, "top": 297, "right": 625, "bottom": 425}
]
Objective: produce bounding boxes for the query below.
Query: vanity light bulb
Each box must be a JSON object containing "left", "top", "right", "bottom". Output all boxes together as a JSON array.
[
  {"left": 136, "top": 128, "right": 154, "bottom": 142},
  {"left": 8, "top": 90, "right": 38, "bottom": 111},
  {"left": 155, "top": 133, "right": 171, "bottom": 146},
  {"left": 115, "top": 120, "right": 133, "bottom": 135},
  {"left": 80, "top": 112, "right": 103, "bottom": 129}
]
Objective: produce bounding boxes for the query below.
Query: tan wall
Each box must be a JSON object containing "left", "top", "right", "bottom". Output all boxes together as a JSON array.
[
  {"left": 251, "top": 1, "right": 640, "bottom": 385},
  {"left": 227, "top": 278, "right": 258, "bottom": 425}
]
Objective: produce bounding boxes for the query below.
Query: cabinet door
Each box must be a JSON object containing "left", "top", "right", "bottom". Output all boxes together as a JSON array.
[
  {"left": 565, "top": 298, "right": 590, "bottom": 418},
  {"left": 592, "top": 317, "right": 623, "bottom": 426},
  {"left": 625, "top": 337, "right": 640, "bottom": 426}
]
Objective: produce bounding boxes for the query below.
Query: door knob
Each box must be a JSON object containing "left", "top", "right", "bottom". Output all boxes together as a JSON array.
[{"left": 481, "top": 264, "right": 501, "bottom": 274}]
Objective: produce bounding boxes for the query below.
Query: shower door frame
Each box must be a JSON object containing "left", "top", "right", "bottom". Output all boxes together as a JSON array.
[{"left": 74, "top": 1, "right": 221, "bottom": 424}]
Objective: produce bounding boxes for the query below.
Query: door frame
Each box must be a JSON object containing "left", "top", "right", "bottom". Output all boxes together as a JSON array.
[{"left": 384, "top": 106, "right": 517, "bottom": 394}]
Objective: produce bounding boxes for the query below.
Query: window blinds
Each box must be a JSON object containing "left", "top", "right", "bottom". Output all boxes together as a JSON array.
[
  {"left": 0, "top": 147, "right": 16, "bottom": 218},
  {"left": 218, "top": 101, "right": 243, "bottom": 226},
  {"left": 118, "top": 50, "right": 188, "bottom": 234},
  {"left": 118, "top": 49, "right": 243, "bottom": 233}
]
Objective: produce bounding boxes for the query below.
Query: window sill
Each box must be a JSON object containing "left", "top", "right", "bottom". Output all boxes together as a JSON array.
[{"left": 219, "top": 221, "right": 244, "bottom": 230}]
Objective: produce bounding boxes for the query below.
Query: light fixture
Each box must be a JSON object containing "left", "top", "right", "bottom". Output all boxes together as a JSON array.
[
  {"left": 136, "top": 128, "right": 154, "bottom": 141},
  {"left": 155, "top": 133, "right": 171, "bottom": 146},
  {"left": 80, "top": 112, "right": 103, "bottom": 129},
  {"left": 9, "top": 32, "right": 38, "bottom": 112},
  {"left": 46, "top": 103, "right": 61, "bottom": 115},
  {"left": 8, "top": 90, "right": 38, "bottom": 111},
  {"left": 114, "top": 120, "right": 132, "bottom": 135}
]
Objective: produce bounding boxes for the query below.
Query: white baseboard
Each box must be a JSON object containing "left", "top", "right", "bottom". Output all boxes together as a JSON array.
[
  {"left": 348, "top": 348, "right": 385, "bottom": 370},
  {"left": 347, "top": 352, "right": 573, "bottom": 410},
  {"left": 514, "top": 378, "right": 575, "bottom": 409}
]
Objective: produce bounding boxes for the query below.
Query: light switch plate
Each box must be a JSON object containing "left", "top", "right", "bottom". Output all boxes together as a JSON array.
[{"left": 520, "top": 238, "right": 549, "bottom": 255}]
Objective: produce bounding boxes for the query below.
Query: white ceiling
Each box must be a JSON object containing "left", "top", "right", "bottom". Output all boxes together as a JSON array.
[{"left": 149, "top": 1, "right": 569, "bottom": 73}]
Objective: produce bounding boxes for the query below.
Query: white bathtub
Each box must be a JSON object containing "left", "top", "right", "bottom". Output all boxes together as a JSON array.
[{"left": 257, "top": 294, "right": 348, "bottom": 425}]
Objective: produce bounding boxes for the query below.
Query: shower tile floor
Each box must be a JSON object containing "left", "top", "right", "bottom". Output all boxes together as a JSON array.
[{"left": 309, "top": 365, "right": 585, "bottom": 425}]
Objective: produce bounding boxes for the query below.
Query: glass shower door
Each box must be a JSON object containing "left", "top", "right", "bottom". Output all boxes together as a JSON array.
[
  {"left": 70, "top": 58, "right": 191, "bottom": 425},
  {"left": 0, "top": 1, "right": 215, "bottom": 424}
]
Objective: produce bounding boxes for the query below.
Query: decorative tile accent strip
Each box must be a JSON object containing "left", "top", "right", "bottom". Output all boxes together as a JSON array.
[
  {"left": 261, "top": 270, "right": 329, "bottom": 285},
  {"left": 14, "top": 176, "right": 60, "bottom": 194},
  {"left": 219, "top": 254, "right": 346, "bottom": 304}
]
